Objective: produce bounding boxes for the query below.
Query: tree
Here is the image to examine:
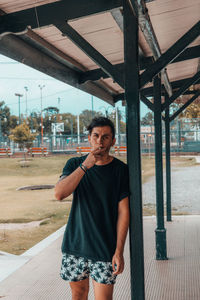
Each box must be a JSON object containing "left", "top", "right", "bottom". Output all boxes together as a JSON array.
[
  {"left": 9, "top": 115, "right": 18, "bottom": 130},
  {"left": 141, "top": 112, "right": 154, "bottom": 125},
  {"left": 9, "top": 122, "right": 37, "bottom": 151},
  {"left": 179, "top": 102, "right": 200, "bottom": 119},
  {"left": 0, "top": 101, "right": 11, "bottom": 135},
  {"left": 43, "top": 106, "right": 59, "bottom": 115},
  {"left": 80, "top": 110, "right": 103, "bottom": 134},
  {"left": 28, "top": 112, "right": 40, "bottom": 133}
]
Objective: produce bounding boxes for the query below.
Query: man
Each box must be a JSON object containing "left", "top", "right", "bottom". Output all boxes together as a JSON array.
[{"left": 55, "top": 117, "right": 130, "bottom": 300}]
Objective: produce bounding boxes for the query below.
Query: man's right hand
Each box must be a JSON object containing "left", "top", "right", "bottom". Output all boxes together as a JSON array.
[{"left": 83, "top": 147, "right": 104, "bottom": 169}]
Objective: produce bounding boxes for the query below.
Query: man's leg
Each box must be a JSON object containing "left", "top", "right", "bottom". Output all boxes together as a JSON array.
[
  {"left": 69, "top": 278, "right": 89, "bottom": 300},
  {"left": 92, "top": 280, "right": 114, "bottom": 300}
]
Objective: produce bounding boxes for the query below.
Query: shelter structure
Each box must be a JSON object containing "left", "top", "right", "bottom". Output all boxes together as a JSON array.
[{"left": 0, "top": 1, "right": 200, "bottom": 299}]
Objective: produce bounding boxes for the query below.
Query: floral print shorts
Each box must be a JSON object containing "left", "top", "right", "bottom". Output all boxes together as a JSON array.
[{"left": 60, "top": 253, "right": 117, "bottom": 284}]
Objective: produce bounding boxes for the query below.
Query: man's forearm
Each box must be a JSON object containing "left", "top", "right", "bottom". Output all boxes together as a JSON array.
[
  {"left": 54, "top": 166, "right": 85, "bottom": 200},
  {"left": 115, "top": 200, "right": 130, "bottom": 255}
]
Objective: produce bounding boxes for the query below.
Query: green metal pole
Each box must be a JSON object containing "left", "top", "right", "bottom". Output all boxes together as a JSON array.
[
  {"left": 154, "top": 75, "right": 167, "bottom": 260},
  {"left": 124, "top": 1, "right": 145, "bottom": 299},
  {"left": 165, "top": 96, "right": 172, "bottom": 222}
]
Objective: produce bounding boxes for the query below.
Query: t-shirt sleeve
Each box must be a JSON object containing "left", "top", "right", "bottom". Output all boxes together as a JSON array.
[
  {"left": 119, "top": 165, "right": 130, "bottom": 201},
  {"left": 60, "top": 158, "right": 77, "bottom": 178}
]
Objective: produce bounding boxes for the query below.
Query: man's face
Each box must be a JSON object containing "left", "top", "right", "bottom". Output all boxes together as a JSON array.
[{"left": 88, "top": 126, "right": 116, "bottom": 154}]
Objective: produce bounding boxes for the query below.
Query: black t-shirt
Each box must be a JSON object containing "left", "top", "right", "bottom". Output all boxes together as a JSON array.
[{"left": 60, "top": 155, "right": 129, "bottom": 262}]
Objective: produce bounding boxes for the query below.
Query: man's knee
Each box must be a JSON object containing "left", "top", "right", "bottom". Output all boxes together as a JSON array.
[{"left": 70, "top": 281, "right": 89, "bottom": 300}]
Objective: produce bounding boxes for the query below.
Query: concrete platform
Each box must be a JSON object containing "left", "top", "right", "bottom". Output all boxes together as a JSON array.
[
  {"left": 0, "top": 226, "right": 65, "bottom": 283},
  {"left": 1, "top": 216, "right": 200, "bottom": 299}
]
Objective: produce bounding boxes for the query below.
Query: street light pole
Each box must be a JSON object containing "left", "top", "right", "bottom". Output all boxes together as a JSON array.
[
  {"left": 15, "top": 93, "right": 23, "bottom": 124},
  {"left": 38, "top": 85, "right": 45, "bottom": 146},
  {"left": 24, "top": 86, "right": 28, "bottom": 121},
  {"left": 58, "top": 97, "right": 61, "bottom": 113},
  {"left": 77, "top": 115, "right": 80, "bottom": 145},
  {"left": 91, "top": 95, "right": 94, "bottom": 117},
  {"left": 115, "top": 107, "right": 119, "bottom": 145}
]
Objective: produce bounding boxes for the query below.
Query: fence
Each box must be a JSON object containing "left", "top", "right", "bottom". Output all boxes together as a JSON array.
[{"left": 0, "top": 118, "right": 199, "bottom": 154}]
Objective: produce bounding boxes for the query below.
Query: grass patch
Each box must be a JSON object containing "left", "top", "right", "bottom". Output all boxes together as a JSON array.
[
  {"left": 0, "top": 155, "right": 74, "bottom": 177},
  {"left": 0, "top": 155, "right": 74, "bottom": 254},
  {"left": 0, "top": 208, "right": 71, "bottom": 255},
  {"left": 143, "top": 203, "right": 190, "bottom": 216}
]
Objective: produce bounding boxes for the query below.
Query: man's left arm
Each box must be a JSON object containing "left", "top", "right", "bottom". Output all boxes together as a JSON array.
[{"left": 112, "top": 197, "right": 130, "bottom": 275}]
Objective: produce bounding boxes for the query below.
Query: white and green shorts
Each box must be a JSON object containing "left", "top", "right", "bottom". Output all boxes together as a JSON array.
[{"left": 60, "top": 253, "right": 117, "bottom": 285}]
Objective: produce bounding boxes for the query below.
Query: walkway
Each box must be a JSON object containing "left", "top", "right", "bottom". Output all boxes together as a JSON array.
[
  {"left": 143, "top": 164, "right": 200, "bottom": 213},
  {"left": 1, "top": 216, "right": 200, "bottom": 299}
]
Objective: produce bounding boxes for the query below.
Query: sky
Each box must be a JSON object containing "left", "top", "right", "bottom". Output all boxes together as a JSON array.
[{"left": 0, "top": 54, "right": 149, "bottom": 119}]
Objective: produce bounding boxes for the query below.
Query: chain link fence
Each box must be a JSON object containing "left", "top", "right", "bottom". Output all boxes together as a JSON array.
[{"left": 0, "top": 118, "right": 200, "bottom": 154}]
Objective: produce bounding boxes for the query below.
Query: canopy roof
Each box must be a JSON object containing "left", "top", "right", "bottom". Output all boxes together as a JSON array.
[{"left": 0, "top": 0, "right": 199, "bottom": 105}]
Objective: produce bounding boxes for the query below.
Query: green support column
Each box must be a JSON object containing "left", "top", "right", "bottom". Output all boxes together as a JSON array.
[
  {"left": 165, "top": 96, "right": 172, "bottom": 222},
  {"left": 154, "top": 75, "right": 167, "bottom": 260},
  {"left": 123, "top": 1, "right": 145, "bottom": 299}
]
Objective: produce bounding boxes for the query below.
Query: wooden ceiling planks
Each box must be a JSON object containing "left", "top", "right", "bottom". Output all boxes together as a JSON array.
[
  {"left": 147, "top": 0, "right": 200, "bottom": 52},
  {"left": 0, "top": 0, "right": 59, "bottom": 13},
  {"left": 0, "top": 0, "right": 199, "bottom": 99},
  {"left": 69, "top": 12, "right": 124, "bottom": 66},
  {"left": 166, "top": 59, "right": 199, "bottom": 82},
  {"left": 34, "top": 26, "right": 96, "bottom": 71},
  {"left": 34, "top": 11, "right": 124, "bottom": 72}
]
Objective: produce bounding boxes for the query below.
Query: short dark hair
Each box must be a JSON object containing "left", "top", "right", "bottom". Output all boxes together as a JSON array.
[{"left": 87, "top": 117, "right": 115, "bottom": 138}]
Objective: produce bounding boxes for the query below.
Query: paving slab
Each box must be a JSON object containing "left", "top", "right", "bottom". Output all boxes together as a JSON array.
[{"left": 1, "top": 216, "right": 200, "bottom": 299}]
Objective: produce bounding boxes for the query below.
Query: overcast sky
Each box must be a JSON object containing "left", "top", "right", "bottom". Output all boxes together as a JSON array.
[{"left": 0, "top": 54, "right": 149, "bottom": 118}]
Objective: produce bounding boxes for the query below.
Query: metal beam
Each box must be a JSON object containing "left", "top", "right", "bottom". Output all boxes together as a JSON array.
[
  {"left": 55, "top": 22, "right": 124, "bottom": 88},
  {"left": 79, "top": 63, "right": 124, "bottom": 84},
  {"left": 140, "top": 95, "right": 154, "bottom": 111},
  {"left": 0, "top": 35, "right": 114, "bottom": 104},
  {"left": 0, "top": 0, "right": 122, "bottom": 36},
  {"left": 165, "top": 96, "right": 172, "bottom": 222},
  {"left": 154, "top": 75, "right": 167, "bottom": 260},
  {"left": 140, "top": 21, "right": 200, "bottom": 88},
  {"left": 162, "top": 70, "right": 200, "bottom": 111},
  {"left": 114, "top": 92, "right": 155, "bottom": 112},
  {"left": 79, "top": 59, "right": 150, "bottom": 84},
  {"left": 111, "top": 8, "right": 124, "bottom": 31},
  {"left": 173, "top": 45, "right": 200, "bottom": 64},
  {"left": 111, "top": 7, "right": 147, "bottom": 58},
  {"left": 129, "top": 0, "right": 172, "bottom": 96},
  {"left": 123, "top": 0, "right": 145, "bottom": 299},
  {"left": 169, "top": 90, "right": 200, "bottom": 122},
  {"left": 141, "top": 77, "right": 200, "bottom": 97},
  {"left": 80, "top": 45, "right": 200, "bottom": 83}
]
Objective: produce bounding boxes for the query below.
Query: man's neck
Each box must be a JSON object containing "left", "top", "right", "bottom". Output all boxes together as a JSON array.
[{"left": 95, "top": 153, "right": 113, "bottom": 165}]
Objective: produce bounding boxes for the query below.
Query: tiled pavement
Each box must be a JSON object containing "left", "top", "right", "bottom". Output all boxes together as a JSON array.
[{"left": 1, "top": 216, "right": 200, "bottom": 299}]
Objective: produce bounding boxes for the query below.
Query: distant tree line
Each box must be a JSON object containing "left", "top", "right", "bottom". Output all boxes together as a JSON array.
[
  {"left": 0, "top": 102, "right": 126, "bottom": 138},
  {"left": 1, "top": 99, "right": 200, "bottom": 140}
]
